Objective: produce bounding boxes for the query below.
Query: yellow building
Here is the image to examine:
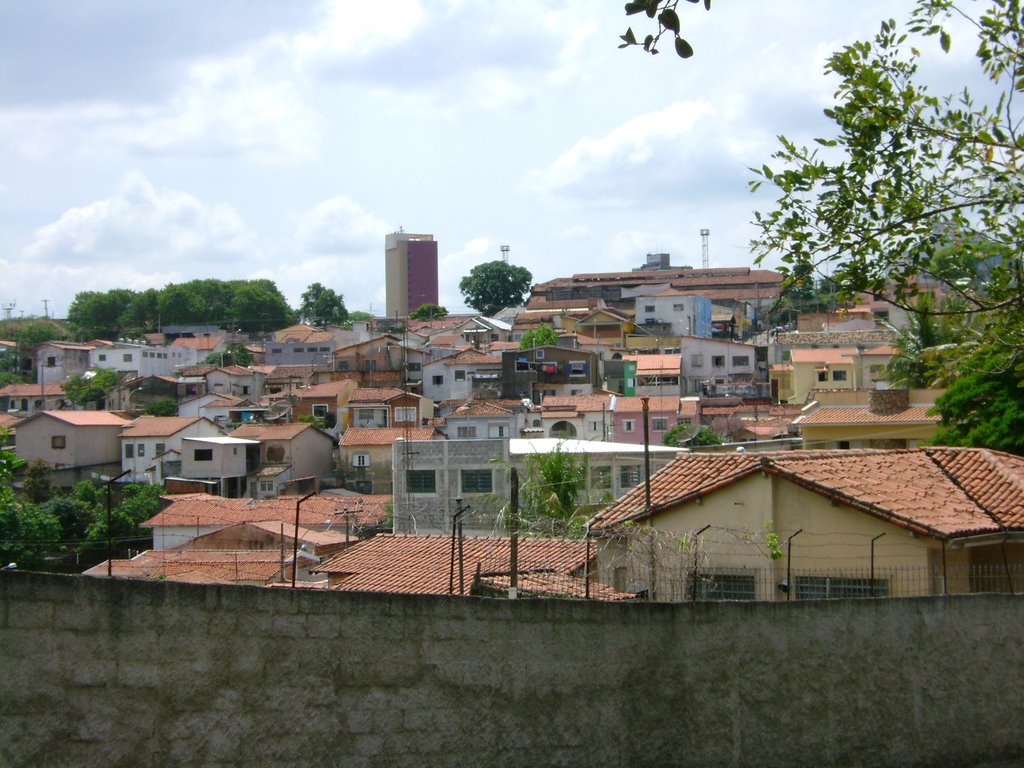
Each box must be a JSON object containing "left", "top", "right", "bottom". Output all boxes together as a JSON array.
[
  {"left": 796, "top": 389, "right": 942, "bottom": 450},
  {"left": 590, "top": 448, "right": 1024, "bottom": 602}
]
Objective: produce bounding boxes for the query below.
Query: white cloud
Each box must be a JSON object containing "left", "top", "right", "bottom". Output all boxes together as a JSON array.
[{"left": 289, "top": 195, "right": 389, "bottom": 253}]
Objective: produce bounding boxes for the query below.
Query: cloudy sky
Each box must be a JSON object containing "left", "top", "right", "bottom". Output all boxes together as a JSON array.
[{"left": 0, "top": 0, "right": 985, "bottom": 320}]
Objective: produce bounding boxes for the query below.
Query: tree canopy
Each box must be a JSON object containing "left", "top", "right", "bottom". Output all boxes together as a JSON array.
[
  {"left": 62, "top": 368, "right": 119, "bottom": 407},
  {"left": 520, "top": 324, "right": 559, "bottom": 349},
  {"left": 751, "top": 0, "right": 1024, "bottom": 454},
  {"left": 299, "top": 282, "right": 348, "bottom": 327},
  {"left": 459, "top": 261, "right": 533, "bottom": 317},
  {"left": 409, "top": 303, "right": 448, "bottom": 321}
]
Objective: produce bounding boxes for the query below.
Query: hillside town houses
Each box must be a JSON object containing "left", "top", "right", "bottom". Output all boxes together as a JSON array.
[{"left": 5, "top": 255, "right": 1021, "bottom": 603}]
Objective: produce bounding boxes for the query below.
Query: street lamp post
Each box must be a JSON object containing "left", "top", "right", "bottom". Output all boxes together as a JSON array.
[{"left": 103, "top": 469, "right": 132, "bottom": 576}]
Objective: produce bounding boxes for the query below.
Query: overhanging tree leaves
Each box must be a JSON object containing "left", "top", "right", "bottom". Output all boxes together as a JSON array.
[
  {"left": 459, "top": 261, "right": 533, "bottom": 317},
  {"left": 299, "top": 282, "right": 349, "bottom": 326},
  {"left": 620, "top": 0, "right": 711, "bottom": 59},
  {"left": 62, "top": 368, "right": 119, "bottom": 407},
  {"left": 519, "top": 324, "right": 559, "bottom": 349}
]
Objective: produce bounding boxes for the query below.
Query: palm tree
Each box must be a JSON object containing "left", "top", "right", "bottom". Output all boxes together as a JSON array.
[{"left": 885, "top": 293, "right": 966, "bottom": 388}]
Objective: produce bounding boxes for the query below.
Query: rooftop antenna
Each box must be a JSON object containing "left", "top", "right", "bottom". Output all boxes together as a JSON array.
[
  {"left": 700, "top": 229, "right": 710, "bottom": 270},
  {"left": 42, "top": 299, "right": 51, "bottom": 319},
  {"left": 1, "top": 302, "right": 14, "bottom": 320},
  {"left": 500, "top": 245, "right": 510, "bottom": 263}
]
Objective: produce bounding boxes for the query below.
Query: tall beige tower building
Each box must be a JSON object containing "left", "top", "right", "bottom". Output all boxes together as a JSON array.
[{"left": 384, "top": 231, "right": 439, "bottom": 317}]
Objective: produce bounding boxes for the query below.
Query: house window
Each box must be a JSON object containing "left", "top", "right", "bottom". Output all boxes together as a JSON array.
[
  {"left": 432, "top": 375, "right": 444, "bottom": 386},
  {"left": 407, "top": 362, "right": 421, "bottom": 372},
  {"left": 457, "top": 426, "right": 477, "bottom": 439},
  {"left": 125, "top": 444, "right": 134, "bottom": 459},
  {"left": 817, "top": 371, "right": 829, "bottom": 382},
  {"left": 690, "top": 354, "right": 703, "bottom": 368},
  {"left": 569, "top": 361, "right": 586, "bottom": 376},
  {"left": 98, "top": 354, "right": 107, "bottom": 362},
  {"left": 259, "top": 480, "right": 275, "bottom": 493},
  {"left": 46, "top": 356, "right": 56, "bottom": 367},
  {"left": 353, "top": 453, "right": 370, "bottom": 467},
  {"left": 337, "top": 360, "right": 349, "bottom": 371},
  {"left": 652, "top": 417, "right": 668, "bottom": 431},
  {"left": 454, "top": 370, "right": 466, "bottom": 381},
  {"left": 644, "top": 305, "right": 655, "bottom": 312},
  {"left": 461, "top": 469, "right": 492, "bottom": 494},
  {"left": 271, "top": 348, "right": 282, "bottom": 354},
  {"left": 193, "top": 448, "right": 213, "bottom": 461},
  {"left": 732, "top": 356, "right": 750, "bottom": 367},
  {"left": 394, "top": 407, "right": 416, "bottom": 422},
  {"left": 293, "top": 347, "right": 305, "bottom": 353},
  {"left": 535, "top": 349, "right": 545, "bottom": 360},
  {"left": 590, "top": 420, "right": 602, "bottom": 432},
  {"left": 832, "top": 370, "right": 847, "bottom": 382},
  {"left": 795, "top": 576, "right": 888, "bottom": 599},
  {"left": 697, "top": 574, "right": 756, "bottom": 601},
  {"left": 312, "top": 403, "right": 329, "bottom": 418},
  {"left": 155, "top": 443, "right": 165, "bottom": 456},
  {"left": 515, "top": 359, "right": 530, "bottom": 372},
  {"left": 488, "top": 424, "right": 506, "bottom": 438},
  {"left": 712, "top": 355, "right": 725, "bottom": 368},
  {"left": 137, "top": 444, "right": 146, "bottom": 457},
  {"left": 365, "top": 360, "right": 377, "bottom": 371},
  {"left": 51, "top": 435, "right": 66, "bottom": 450},
  {"left": 123, "top": 354, "right": 133, "bottom": 363},
  {"left": 619, "top": 466, "right": 641, "bottom": 487},
  {"left": 623, "top": 419, "right": 635, "bottom": 433},
  {"left": 673, "top": 304, "right": 686, "bottom": 312},
  {"left": 407, "top": 469, "right": 436, "bottom": 494},
  {"left": 242, "top": 385, "right": 250, "bottom": 395},
  {"left": 591, "top": 466, "right": 611, "bottom": 490}
]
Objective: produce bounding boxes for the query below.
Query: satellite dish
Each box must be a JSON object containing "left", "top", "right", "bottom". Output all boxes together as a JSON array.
[{"left": 264, "top": 400, "right": 290, "bottom": 421}]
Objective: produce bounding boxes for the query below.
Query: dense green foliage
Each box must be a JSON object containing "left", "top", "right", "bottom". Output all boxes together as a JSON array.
[
  {"left": 751, "top": 0, "right": 1024, "bottom": 454},
  {"left": 459, "top": 261, "right": 533, "bottom": 317},
  {"left": 66, "top": 279, "right": 295, "bottom": 337},
  {"left": 22, "top": 459, "right": 54, "bottom": 504},
  {"left": 409, "top": 303, "right": 448, "bottom": 321},
  {"left": 202, "top": 342, "right": 253, "bottom": 368},
  {"left": 518, "top": 443, "right": 589, "bottom": 536},
  {"left": 664, "top": 424, "right": 722, "bottom": 447},
  {"left": 519, "top": 324, "right": 559, "bottom": 349},
  {"left": 0, "top": 319, "right": 65, "bottom": 378},
  {"left": 144, "top": 398, "right": 179, "bottom": 417},
  {"left": 932, "top": 349, "right": 1024, "bottom": 454},
  {"left": 62, "top": 368, "right": 119, "bottom": 406},
  {"left": 299, "top": 282, "right": 348, "bottom": 326}
]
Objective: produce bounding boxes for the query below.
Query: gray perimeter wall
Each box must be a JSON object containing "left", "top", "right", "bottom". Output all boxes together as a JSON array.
[{"left": 2, "top": 572, "right": 1022, "bottom": 768}]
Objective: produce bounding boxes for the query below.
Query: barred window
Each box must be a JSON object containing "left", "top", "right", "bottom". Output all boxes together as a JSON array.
[
  {"left": 697, "top": 574, "right": 756, "bottom": 601},
  {"left": 407, "top": 469, "right": 436, "bottom": 494},
  {"left": 461, "top": 469, "right": 492, "bottom": 493}
]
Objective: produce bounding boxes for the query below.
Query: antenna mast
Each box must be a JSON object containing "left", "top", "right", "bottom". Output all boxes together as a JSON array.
[
  {"left": 700, "top": 229, "right": 710, "bottom": 269},
  {"left": 500, "top": 245, "right": 510, "bottom": 263}
]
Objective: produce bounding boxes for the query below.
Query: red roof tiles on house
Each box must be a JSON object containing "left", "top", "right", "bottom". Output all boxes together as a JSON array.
[
  {"left": 591, "top": 447, "right": 1024, "bottom": 540},
  {"left": 315, "top": 534, "right": 592, "bottom": 596},
  {"left": 120, "top": 416, "right": 204, "bottom": 438},
  {"left": 143, "top": 493, "right": 368, "bottom": 529},
  {"left": 36, "top": 410, "right": 129, "bottom": 427},
  {"left": 796, "top": 406, "right": 940, "bottom": 426},
  {"left": 338, "top": 427, "right": 442, "bottom": 446}
]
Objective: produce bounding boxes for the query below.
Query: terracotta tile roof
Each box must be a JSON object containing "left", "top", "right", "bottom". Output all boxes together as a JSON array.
[
  {"left": 348, "top": 387, "right": 407, "bottom": 403},
  {"left": 271, "top": 380, "right": 352, "bottom": 399},
  {"left": 0, "top": 414, "right": 22, "bottom": 431},
  {"left": 214, "top": 365, "right": 257, "bottom": 376},
  {"left": 474, "top": 573, "right": 637, "bottom": 601},
  {"left": 143, "top": 493, "right": 359, "bottom": 528},
  {"left": 611, "top": 395, "right": 685, "bottom": 414},
  {"left": 626, "top": 354, "right": 680, "bottom": 375},
  {"left": 231, "top": 423, "right": 315, "bottom": 441},
  {"left": 438, "top": 350, "right": 502, "bottom": 366},
  {"left": 592, "top": 448, "right": 1024, "bottom": 539},
  {"left": 177, "top": 365, "right": 217, "bottom": 377},
  {"left": 183, "top": 520, "right": 353, "bottom": 548},
  {"left": 265, "top": 364, "right": 333, "bottom": 381},
  {"left": 315, "top": 534, "right": 591, "bottom": 595},
  {"left": 776, "top": 330, "right": 896, "bottom": 346},
  {"left": 0, "top": 383, "right": 65, "bottom": 397},
  {"left": 789, "top": 347, "right": 862, "bottom": 366},
  {"left": 205, "top": 396, "right": 249, "bottom": 408},
  {"left": 34, "top": 410, "right": 129, "bottom": 427},
  {"left": 171, "top": 335, "right": 225, "bottom": 351},
  {"left": 488, "top": 341, "right": 521, "bottom": 352},
  {"left": 424, "top": 334, "right": 467, "bottom": 349},
  {"left": 796, "top": 406, "right": 940, "bottom": 426},
  {"left": 83, "top": 550, "right": 295, "bottom": 583},
  {"left": 448, "top": 402, "right": 514, "bottom": 417},
  {"left": 339, "top": 427, "right": 443, "bottom": 446},
  {"left": 120, "top": 416, "right": 203, "bottom": 438}
]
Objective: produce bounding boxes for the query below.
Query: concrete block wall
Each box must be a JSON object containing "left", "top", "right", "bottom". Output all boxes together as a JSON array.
[{"left": 2, "top": 572, "right": 1023, "bottom": 768}]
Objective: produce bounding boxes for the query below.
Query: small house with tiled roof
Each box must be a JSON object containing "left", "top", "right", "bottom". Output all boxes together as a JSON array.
[
  {"left": 344, "top": 387, "right": 431, "bottom": 430},
  {"left": 441, "top": 400, "right": 519, "bottom": 441},
  {"left": 263, "top": 363, "right": 334, "bottom": 393},
  {"left": 15, "top": 410, "right": 130, "bottom": 485},
  {"left": 141, "top": 492, "right": 358, "bottom": 549},
  {"left": 332, "top": 335, "right": 427, "bottom": 390},
  {"left": 230, "top": 422, "right": 334, "bottom": 491},
  {"left": 206, "top": 365, "right": 267, "bottom": 400},
  {"left": 262, "top": 328, "right": 336, "bottom": 366},
  {"left": 795, "top": 388, "right": 942, "bottom": 450},
  {"left": 609, "top": 395, "right": 699, "bottom": 444},
  {"left": 677, "top": 337, "right": 763, "bottom": 397},
  {"left": 590, "top": 447, "right": 1024, "bottom": 601},
  {"left": 0, "top": 382, "right": 66, "bottom": 416},
  {"left": 338, "top": 426, "right": 444, "bottom": 494},
  {"left": 421, "top": 349, "right": 503, "bottom": 403},
  {"left": 34, "top": 341, "right": 97, "bottom": 384},
  {"left": 84, "top": 548, "right": 322, "bottom": 585},
  {"left": 538, "top": 394, "right": 615, "bottom": 441},
  {"left": 119, "top": 415, "right": 225, "bottom": 484}
]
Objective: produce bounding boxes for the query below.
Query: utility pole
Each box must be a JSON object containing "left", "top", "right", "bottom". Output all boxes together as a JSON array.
[{"left": 509, "top": 468, "right": 519, "bottom": 600}]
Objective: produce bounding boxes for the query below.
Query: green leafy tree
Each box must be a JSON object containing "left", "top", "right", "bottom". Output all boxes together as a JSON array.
[
  {"left": 664, "top": 423, "right": 721, "bottom": 447},
  {"left": 66, "top": 289, "right": 135, "bottom": 339},
  {"left": 22, "top": 459, "right": 53, "bottom": 504},
  {"left": 227, "top": 280, "right": 294, "bottom": 333},
  {"left": 0, "top": 435, "right": 61, "bottom": 569},
  {"left": 0, "top": 319, "right": 64, "bottom": 377},
  {"left": 299, "top": 282, "right": 349, "bottom": 326},
  {"left": 39, "top": 495, "right": 96, "bottom": 545},
  {"left": 348, "top": 311, "right": 374, "bottom": 325},
  {"left": 202, "top": 342, "right": 252, "bottom": 368},
  {"left": 145, "top": 398, "right": 179, "bottom": 417},
  {"left": 750, "top": 0, "right": 1024, "bottom": 448},
  {"left": 519, "top": 324, "right": 559, "bottom": 349},
  {"left": 157, "top": 283, "right": 206, "bottom": 326},
  {"left": 62, "top": 368, "right": 119, "bottom": 407},
  {"left": 884, "top": 293, "right": 964, "bottom": 389},
  {"left": 459, "top": 261, "right": 533, "bottom": 317},
  {"left": 409, "top": 303, "right": 448, "bottom": 321},
  {"left": 931, "top": 349, "right": 1024, "bottom": 454},
  {"left": 85, "top": 484, "right": 162, "bottom": 550},
  {"left": 519, "top": 443, "right": 589, "bottom": 536},
  {"left": 120, "top": 288, "right": 160, "bottom": 333},
  {"left": 619, "top": 0, "right": 711, "bottom": 60}
]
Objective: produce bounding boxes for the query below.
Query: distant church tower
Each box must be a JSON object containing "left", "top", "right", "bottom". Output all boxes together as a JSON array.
[{"left": 385, "top": 230, "right": 438, "bottom": 317}]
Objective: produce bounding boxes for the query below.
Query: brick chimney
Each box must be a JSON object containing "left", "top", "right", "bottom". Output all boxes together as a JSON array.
[{"left": 868, "top": 388, "right": 909, "bottom": 416}]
